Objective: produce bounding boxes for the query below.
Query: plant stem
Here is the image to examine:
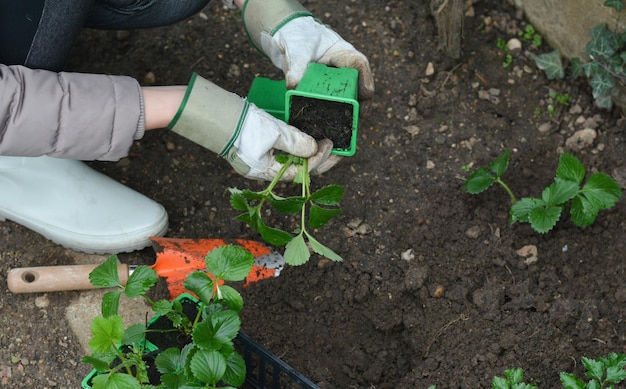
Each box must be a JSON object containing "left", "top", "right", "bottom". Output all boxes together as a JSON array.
[{"left": 496, "top": 177, "right": 517, "bottom": 204}]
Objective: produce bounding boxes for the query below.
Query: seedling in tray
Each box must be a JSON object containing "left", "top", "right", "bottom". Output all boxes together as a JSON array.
[{"left": 463, "top": 151, "right": 622, "bottom": 233}]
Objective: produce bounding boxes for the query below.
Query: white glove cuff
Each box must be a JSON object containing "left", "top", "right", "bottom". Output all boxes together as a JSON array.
[{"left": 241, "top": 0, "right": 313, "bottom": 53}]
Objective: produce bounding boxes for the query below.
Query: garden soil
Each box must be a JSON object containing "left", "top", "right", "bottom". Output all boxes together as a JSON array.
[{"left": 2, "top": 1, "right": 626, "bottom": 388}]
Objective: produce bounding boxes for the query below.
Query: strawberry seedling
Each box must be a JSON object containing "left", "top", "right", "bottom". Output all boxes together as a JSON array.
[
  {"left": 230, "top": 154, "right": 343, "bottom": 265},
  {"left": 464, "top": 151, "right": 622, "bottom": 233}
]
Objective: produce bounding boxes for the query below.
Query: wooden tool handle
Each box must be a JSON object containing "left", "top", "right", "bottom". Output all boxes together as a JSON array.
[{"left": 7, "top": 264, "right": 129, "bottom": 293}]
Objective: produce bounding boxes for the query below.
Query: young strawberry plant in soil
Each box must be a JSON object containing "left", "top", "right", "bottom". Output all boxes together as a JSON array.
[{"left": 4, "top": 1, "right": 626, "bottom": 388}]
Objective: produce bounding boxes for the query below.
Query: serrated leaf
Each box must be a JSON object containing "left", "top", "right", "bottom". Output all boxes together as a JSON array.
[
  {"left": 492, "top": 375, "right": 509, "bottom": 389},
  {"left": 504, "top": 368, "right": 524, "bottom": 384},
  {"left": 190, "top": 349, "right": 226, "bottom": 385},
  {"left": 91, "top": 372, "right": 142, "bottom": 389},
  {"left": 184, "top": 271, "right": 216, "bottom": 306},
  {"left": 155, "top": 347, "right": 184, "bottom": 374},
  {"left": 270, "top": 195, "right": 306, "bottom": 214},
  {"left": 205, "top": 245, "right": 254, "bottom": 281},
  {"left": 89, "top": 255, "right": 123, "bottom": 288},
  {"left": 222, "top": 352, "right": 246, "bottom": 387},
  {"left": 193, "top": 310, "right": 240, "bottom": 350},
  {"left": 308, "top": 204, "right": 342, "bottom": 229},
  {"left": 152, "top": 299, "right": 173, "bottom": 316},
  {"left": 122, "top": 324, "right": 146, "bottom": 345},
  {"left": 310, "top": 185, "right": 344, "bottom": 205},
  {"left": 216, "top": 284, "right": 244, "bottom": 312},
  {"left": 581, "top": 173, "right": 622, "bottom": 209},
  {"left": 81, "top": 353, "right": 115, "bottom": 372},
  {"left": 464, "top": 167, "right": 496, "bottom": 194},
  {"left": 534, "top": 50, "right": 565, "bottom": 79},
  {"left": 489, "top": 151, "right": 511, "bottom": 177},
  {"left": 511, "top": 198, "right": 542, "bottom": 223},
  {"left": 124, "top": 266, "right": 157, "bottom": 299},
  {"left": 89, "top": 315, "right": 124, "bottom": 354},
  {"left": 259, "top": 224, "right": 294, "bottom": 246},
  {"left": 229, "top": 188, "right": 249, "bottom": 211},
  {"left": 284, "top": 234, "right": 310, "bottom": 266},
  {"left": 559, "top": 372, "right": 586, "bottom": 389},
  {"left": 529, "top": 204, "right": 562, "bottom": 233},
  {"left": 101, "top": 290, "right": 121, "bottom": 318},
  {"left": 570, "top": 195, "right": 598, "bottom": 227},
  {"left": 556, "top": 153, "right": 586, "bottom": 184},
  {"left": 307, "top": 233, "right": 343, "bottom": 262},
  {"left": 582, "top": 356, "right": 605, "bottom": 381},
  {"left": 542, "top": 179, "right": 579, "bottom": 206}
]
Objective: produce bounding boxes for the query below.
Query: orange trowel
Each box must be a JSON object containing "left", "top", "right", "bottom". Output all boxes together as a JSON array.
[{"left": 6, "top": 237, "right": 284, "bottom": 298}]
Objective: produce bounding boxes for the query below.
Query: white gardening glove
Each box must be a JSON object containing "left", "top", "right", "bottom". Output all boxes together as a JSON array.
[
  {"left": 241, "top": 0, "right": 375, "bottom": 99},
  {"left": 168, "top": 73, "right": 340, "bottom": 181},
  {"left": 263, "top": 16, "right": 375, "bottom": 99},
  {"left": 229, "top": 104, "right": 340, "bottom": 180}
]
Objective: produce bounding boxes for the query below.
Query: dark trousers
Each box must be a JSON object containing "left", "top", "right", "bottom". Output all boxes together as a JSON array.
[{"left": 0, "top": 0, "right": 210, "bottom": 71}]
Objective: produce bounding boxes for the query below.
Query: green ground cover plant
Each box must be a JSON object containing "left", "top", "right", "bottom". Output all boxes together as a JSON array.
[
  {"left": 463, "top": 151, "right": 622, "bottom": 233},
  {"left": 229, "top": 154, "right": 343, "bottom": 265},
  {"left": 82, "top": 245, "right": 254, "bottom": 389},
  {"left": 534, "top": 0, "right": 626, "bottom": 109}
]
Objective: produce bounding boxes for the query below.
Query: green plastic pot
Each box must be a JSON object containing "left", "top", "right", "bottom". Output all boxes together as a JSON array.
[{"left": 247, "top": 63, "right": 359, "bottom": 156}]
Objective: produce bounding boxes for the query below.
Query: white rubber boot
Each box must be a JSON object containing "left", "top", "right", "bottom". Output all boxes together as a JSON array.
[{"left": 0, "top": 156, "right": 168, "bottom": 254}]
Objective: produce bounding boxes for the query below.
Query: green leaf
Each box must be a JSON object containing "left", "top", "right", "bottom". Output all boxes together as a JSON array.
[
  {"left": 308, "top": 204, "right": 342, "bottom": 229},
  {"left": 534, "top": 50, "right": 565, "bottom": 79},
  {"left": 152, "top": 299, "right": 173, "bottom": 316},
  {"left": 571, "top": 57, "right": 584, "bottom": 78},
  {"left": 270, "top": 195, "right": 306, "bottom": 214},
  {"left": 216, "top": 284, "right": 244, "bottom": 312},
  {"left": 570, "top": 195, "right": 598, "bottom": 227},
  {"left": 205, "top": 245, "right": 255, "bottom": 281},
  {"left": 605, "top": 0, "right": 625, "bottom": 12},
  {"left": 511, "top": 198, "right": 543, "bottom": 223},
  {"left": 556, "top": 153, "right": 586, "bottom": 184},
  {"left": 259, "top": 224, "right": 294, "bottom": 246},
  {"left": 193, "top": 310, "right": 240, "bottom": 349},
  {"left": 307, "top": 233, "right": 343, "bottom": 262},
  {"left": 222, "top": 352, "right": 246, "bottom": 388},
  {"left": 529, "top": 204, "right": 562, "bottom": 233},
  {"left": 491, "top": 375, "right": 509, "bottom": 389},
  {"left": 309, "top": 185, "right": 344, "bottom": 205},
  {"left": 582, "top": 356, "right": 605, "bottom": 381},
  {"left": 81, "top": 353, "right": 115, "bottom": 372},
  {"left": 580, "top": 173, "right": 622, "bottom": 209},
  {"left": 587, "top": 24, "right": 620, "bottom": 59},
  {"left": 101, "top": 291, "right": 121, "bottom": 318},
  {"left": 559, "top": 372, "right": 586, "bottom": 389},
  {"left": 229, "top": 188, "right": 249, "bottom": 212},
  {"left": 541, "top": 179, "right": 579, "bottom": 207},
  {"left": 91, "top": 372, "right": 142, "bottom": 389},
  {"left": 155, "top": 347, "right": 183, "bottom": 374},
  {"left": 89, "top": 315, "right": 124, "bottom": 354},
  {"left": 190, "top": 349, "right": 226, "bottom": 385},
  {"left": 464, "top": 167, "right": 496, "bottom": 194},
  {"left": 121, "top": 324, "right": 146, "bottom": 345},
  {"left": 184, "top": 271, "right": 216, "bottom": 306},
  {"left": 504, "top": 368, "right": 524, "bottom": 384},
  {"left": 89, "top": 255, "right": 123, "bottom": 288},
  {"left": 124, "top": 266, "right": 157, "bottom": 299},
  {"left": 284, "top": 234, "right": 310, "bottom": 266},
  {"left": 489, "top": 151, "right": 511, "bottom": 177}
]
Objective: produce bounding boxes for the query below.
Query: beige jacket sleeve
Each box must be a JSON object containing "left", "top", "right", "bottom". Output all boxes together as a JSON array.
[{"left": 0, "top": 64, "right": 145, "bottom": 161}]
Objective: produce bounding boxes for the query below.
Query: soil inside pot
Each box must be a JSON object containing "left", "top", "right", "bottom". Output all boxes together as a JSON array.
[{"left": 288, "top": 96, "right": 353, "bottom": 150}]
